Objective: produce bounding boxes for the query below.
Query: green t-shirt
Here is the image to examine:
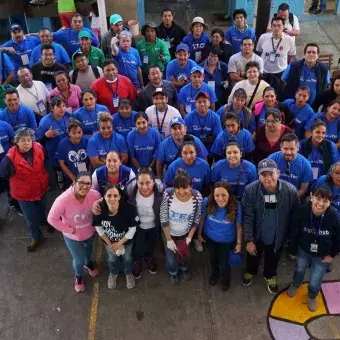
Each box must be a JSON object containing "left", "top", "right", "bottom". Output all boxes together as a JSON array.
[
  {"left": 58, "top": 0, "right": 76, "bottom": 13},
  {"left": 72, "top": 47, "right": 105, "bottom": 68}
]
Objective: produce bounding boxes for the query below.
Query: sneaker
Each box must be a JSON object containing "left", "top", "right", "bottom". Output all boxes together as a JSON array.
[
  {"left": 314, "top": 9, "right": 324, "bottom": 15},
  {"left": 180, "top": 270, "right": 189, "bottom": 283},
  {"left": 75, "top": 276, "right": 85, "bottom": 292},
  {"left": 308, "top": 297, "right": 317, "bottom": 311},
  {"left": 10, "top": 205, "right": 23, "bottom": 217},
  {"left": 287, "top": 284, "right": 298, "bottom": 297},
  {"left": 27, "top": 239, "right": 40, "bottom": 252},
  {"left": 170, "top": 274, "right": 179, "bottom": 285},
  {"left": 107, "top": 273, "right": 118, "bottom": 289},
  {"left": 84, "top": 263, "right": 99, "bottom": 277},
  {"left": 242, "top": 273, "right": 253, "bottom": 286},
  {"left": 126, "top": 274, "right": 135, "bottom": 289},
  {"left": 220, "top": 272, "right": 230, "bottom": 292},
  {"left": 265, "top": 276, "right": 278, "bottom": 294},
  {"left": 145, "top": 257, "right": 157, "bottom": 274},
  {"left": 132, "top": 260, "right": 142, "bottom": 279},
  {"left": 193, "top": 239, "right": 203, "bottom": 252},
  {"left": 209, "top": 271, "right": 219, "bottom": 286},
  {"left": 309, "top": 6, "right": 317, "bottom": 13}
]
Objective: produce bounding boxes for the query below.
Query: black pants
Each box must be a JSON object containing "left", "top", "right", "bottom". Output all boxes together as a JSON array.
[
  {"left": 263, "top": 72, "right": 284, "bottom": 100},
  {"left": 205, "top": 235, "right": 232, "bottom": 275},
  {"left": 0, "top": 178, "right": 19, "bottom": 208},
  {"left": 246, "top": 242, "right": 282, "bottom": 279},
  {"left": 133, "top": 227, "right": 158, "bottom": 261}
]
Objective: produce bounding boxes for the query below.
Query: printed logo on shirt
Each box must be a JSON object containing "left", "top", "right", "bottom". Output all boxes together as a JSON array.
[
  {"left": 303, "top": 226, "right": 329, "bottom": 236},
  {"left": 192, "top": 43, "right": 205, "bottom": 50},
  {"left": 134, "top": 145, "right": 154, "bottom": 151},
  {"left": 68, "top": 149, "right": 87, "bottom": 169},
  {"left": 169, "top": 210, "right": 192, "bottom": 223},
  {"left": 73, "top": 211, "right": 92, "bottom": 228},
  {"left": 101, "top": 220, "right": 126, "bottom": 241}
]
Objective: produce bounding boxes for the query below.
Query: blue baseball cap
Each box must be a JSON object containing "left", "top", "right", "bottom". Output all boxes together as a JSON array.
[
  {"left": 10, "top": 24, "right": 23, "bottom": 32},
  {"left": 176, "top": 43, "right": 189, "bottom": 53},
  {"left": 170, "top": 117, "right": 186, "bottom": 127},
  {"left": 110, "top": 14, "right": 123, "bottom": 25},
  {"left": 190, "top": 66, "right": 204, "bottom": 74}
]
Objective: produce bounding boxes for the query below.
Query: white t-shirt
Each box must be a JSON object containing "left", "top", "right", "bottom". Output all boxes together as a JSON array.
[
  {"left": 267, "top": 14, "right": 300, "bottom": 42},
  {"left": 256, "top": 32, "right": 296, "bottom": 74},
  {"left": 90, "top": 12, "right": 101, "bottom": 29},
  {"left": 17, "top": 81, "right": 50, "bottom": 116},
  {"left": 145, "top": 104, "right": 181, "bottom": 138},
  {"left": 228, "top": 52, "right": 264, "bottom": 74},
  {"left": 169, "top": 195, "right": 193, "bottom": 237},
  {"left": 136, "top": 191, "right": 155, "bottom": 230}
]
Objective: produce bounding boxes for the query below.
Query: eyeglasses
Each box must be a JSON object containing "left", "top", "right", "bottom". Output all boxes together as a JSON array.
[
  {"left": 77, "top": 181, "right": 92, "bottom": 187},
  {"left": 265, "top": 119, "right": 280, "bottom": 125},
  {"left": 306, "top": 51, "right": 318, "bottom": 55}
]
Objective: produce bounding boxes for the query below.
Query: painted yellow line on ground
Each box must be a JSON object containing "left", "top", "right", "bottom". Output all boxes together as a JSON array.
[
  {"left": 88, "top": 236, "right": 103, "bottom": 340},
  {"left": 329, "top": 320, "right": 340, "bottom": 339}
]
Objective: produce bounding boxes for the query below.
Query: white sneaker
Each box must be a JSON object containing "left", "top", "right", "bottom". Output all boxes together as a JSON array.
[
  {"left": 193, "top": 239, "right": 203, "bottom": 252},
  {"left": 107, "top": 273, "right": 118, "bottom": 289},
  {"left": 126, "top": 274, "right": 135, "bottom": 289}
]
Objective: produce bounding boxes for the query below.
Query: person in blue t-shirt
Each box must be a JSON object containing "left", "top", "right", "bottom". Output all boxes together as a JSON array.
[
  {"left": 211, "top": 141, "right": 257, "bottom": 199},
  {"left": 0, "top": 88, "right": 37, "bottom": 131},
  {"left": 268, "top": 133, "right": 314, "bottom": 198},
  {"left": 283, "top": 86, "right": 315, "bottom": 140},
  {"left": 305, "top": 99, "right": 340, "bottom": 147},
  {"left": 185, "top": 91, "right": 222, "bottom": 154},
  {"left": 211, "top": 112, "right": 254, "bottom": 161},
  {"left": 178, "top": 65, "right": 217, "bottom": 116},
  {"left": 166, "top": 43, "right": 198, "bottom": 91},
  {"left": 198, "top": 180, "right": 243, "bottom": 291},
  {"left": 0, "top": 52, "right": 15, "bottom": 85},
  {"left": 155, "top": 116, "right": 208, "bottom": 179},
  {"left": 182, "top": 17, "right": 210, "bottom": 64},
  {"left": 87, "top": 111, "right": 128, "bottom": 168},
  {"left": 225, "top": 9, "right": 256, "bottom": 54},
  {"left": 29, "top": 27, "right": 71, "bottom": 67},
  {"left": 113, "top": 99, "right": 137, "bottom": 140},
  {"left": 56, "top": 118, "right": 89, "bottom": 186},
  {"left": 299, "top": 119, "right": 339, "bottom": 183},
  {"left": 164, "top": 135, "right": 210, "bottom": 194},
  {"left": 127, "top": 112, "right": 161, "bottom": 171},
  {"left": 53, "top": 14, "right": 99, "bottom": 56},
  {"left": 73, "top": 88, "right": 110, "bottom": 136},
  {"left": 1, "top": 24, "right": 40, "bottom": 73},
  {"left": 111, "top": 30, "right": 143, "bottom": 90}
]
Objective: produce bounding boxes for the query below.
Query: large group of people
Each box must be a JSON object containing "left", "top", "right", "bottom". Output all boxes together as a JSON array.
[{"left": 0, "top": 2, "right": 339, "bottom": 314}]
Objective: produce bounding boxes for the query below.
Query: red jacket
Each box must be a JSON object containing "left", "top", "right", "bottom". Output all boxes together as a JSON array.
[{"left": 7, "top": 143, "right": 49, "bottom": 201}]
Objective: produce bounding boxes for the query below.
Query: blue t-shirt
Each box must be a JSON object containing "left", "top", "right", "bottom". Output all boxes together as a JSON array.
[
  {"left": 164, "top": 157, "right": 210, "bottom": 192},
  {"left": 282, "top": 64, "right": 331, "bottom": 105},
  {"left": 56, "top": 136, "right": 89, "bottom": 176},
  {"left": 315, "top": 175, "right": 340, "bottom": 214},
  {"left": 36, "top": 112, "right": 71, "bottom": 167},
  {"left": 73, "top": 104, "right": 110, "bottom": 136},
  {"left": 283, "top": 99, "right": 315, "bottom": 140},
  {"left": 154, "top": 135, "right": 208, "bottom": 165},
  {"left": 87, "top": 132, "right": 127, "bottom": 158},
  {"left": 1, "top": 36, "right": 40, "bottom": 71},
  {"left": 0, "top": 105, "right": 37, "bottom": 131},
  {"left": 182, "top": 33, "right": 210, "bottom": 63},
  {"left": 113, "top": 110, "right": 137, "bottom": 139},
  {"left": 202, "top": 197, "right": 242, "bottom": 243},
  {"left": 211, "top": 159, "right": 258, "bottom": 198},
  {"left": 211, "top": 128, "right": 255, "bottom": 156},
  {"left": 0, "top": 53, "right": 15, "bottom": 80},
  {"left": 268, "top": 151, "right": 314, "bottom": 189},
  {"left": 178, "top": 82, "right": 218, "bottom": 113},
  {"left": 29, "top": 42, "right": 71, "bottom": 67},
  {"left": 53, "top": 28, "right": 99, "bottom": 56},
  {"left": 224, "top": 26, "right": 256, "bottom": 54},
  {"left": 127, "top": 127, "right": 161, "bottom": 169},
  {"left": 0, "top": 121, "right": 14, "bottom": 161},
  {"left": 165, "top": 59, "right": 198, "bottom": 91},
  {"left": 305, "top": 112, "right": 340, "bottom": 144},
  {"left": 114, "top": 47, "right": 142, "bottom": 88},
  {"left": 184, "top": 109, "right": 222, "bottom": 152}
]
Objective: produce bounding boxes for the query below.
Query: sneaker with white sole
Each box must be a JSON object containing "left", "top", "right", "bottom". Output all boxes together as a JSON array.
[
  {"left": 126, "top": 274, "right": 135, "bottom": 289},
  {"left": 84, "top": 263, "right": 100, "bottom": 277},
  {"left": 242, "top": 272, "right": 253, "bottom": 286},
  {"left": 265, "top": 276, "right": 278, "bottom": 294},
  {"left": 75, "top": 276, "right": 85, "bottom": 292},
  {"left": 107, "top": 273, "right": 118, "bottom": 289},
  {"left": 193, "top": 239, "right": 203, "bottom": 252}
]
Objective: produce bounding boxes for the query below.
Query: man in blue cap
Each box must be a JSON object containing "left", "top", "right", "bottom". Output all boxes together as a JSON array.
[
  {"left": 101, "top": 13, "right": 136, "bottom": 59},
  {"left": 0, "top": 24, "right": 40, "bottom": 76},
  {"left": 53, "top": 13, "right": 99, "bottom": 56}
]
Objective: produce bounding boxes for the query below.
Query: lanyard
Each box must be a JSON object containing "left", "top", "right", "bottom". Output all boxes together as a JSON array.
[
  {"left": 11, "top": 39, "right": 27, "bottom": 54},
  {"left": 162, "top": 27, "right": 174, "bottom": 39},
  {"left": 105, "top": 78, "right": 119, "bottom": 97},
  {"left": 53, "top": 115, "right": 67, "bottom": 134},
  {"left": 155, "top": 107, "right": 168, "bottom": 133},
  {"left": 271, "top": 37, "right": 282, "bottom": 53},
  {"left": 233, "top": 160, "right": 245, "bottom": 199},
  {"left": 190, "top": 85, "right": 202, "bottom": 102},
  {"left": 100, "top": 134, "right": 113, "bottom": 154},
  {"left": 196, "top": 112, "right": 209, "bottom": 135},
  {"left": 311, "top": 210, "right": 324, "bottom": 242},
  {"left": 22, "top": 84, "right": 39, "bottom": 101},
  {"left": 84, "top": 106, "right": 97, "bottom": 124},
  {"left": 119, "top": 114, "right": 133, "bottom": 130},
  {"left": 7, "top": 108, "right": 20, "bottom": 129}
]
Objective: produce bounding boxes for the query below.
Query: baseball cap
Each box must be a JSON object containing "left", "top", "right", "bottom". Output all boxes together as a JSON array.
[
  {"left": 176, "top": 43, "right": 189, "bottom": 53},
  {"left": 78, "top": 30, "right": 92, "bottom": 39},
  {"left": 195, "top": 92, "right": 210, "bottom": 100},
  {"left": 258, "top": 158, "right": 278, "bottom": 174},
  {"left": 190, "top": 66, "right": 204, "bottom": 74},
  {"left": 10, "top": 24, "right": 22, "bottom": 32},
  {"left": 170, "top": 117, "right": 186, "bottom": 127},
  {"left": 152, "top": 88, "right": 167, "bottom": 97},
  {"left": 110, "top": 14, "right": 123, "bottom": 25},
  {"left": 73, "top": 51, "right": 86, "bottom": 60}
]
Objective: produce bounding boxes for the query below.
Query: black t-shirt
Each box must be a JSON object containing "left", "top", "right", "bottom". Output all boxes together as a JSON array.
[
  {"left": 31, "top": 61, "right": 68, "bottom": 89},
  {"left": 93, "top": 202, "right": 139, "bottom": 244}
]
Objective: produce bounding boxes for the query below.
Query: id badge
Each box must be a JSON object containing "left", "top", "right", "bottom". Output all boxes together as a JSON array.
[
  {"left": 208, "top": 80, "right": 215, "bottom": 92},
  {"left": 112, "top": 96, "right": 119, "bottom": 108},
  {"left": 310, "top": 243, "right": 318, "bottom": 253},
  {"left": 312, "top": 167, "right": 319, "bottom": 180},
  {"left": 45, "top": 83, "right": 53, "bottom": 92},
  {"left": 77, "top": 162, "right": 87, "bottom": 172},
  {"left": 195, "top": 51, "right": 202, "bottom": 62},
  {"left": 36, "top": 100, "right": 46, "bottom": 114},
  {"left": 143, "top": 54, "right": 149, "bottom": 64},
  {"left": 165, "top": 39, "right": 171, "bottom": 48},
  {"left": 20, "top": 54, "right": 29, "bottom": 65},
  {"left": 186, "top": 105, "right": 192, "bottom": 113},
  {"left": 269, "top": 52, "right": 276, "bottom": 63},
  {"left": 0, "top": 143, "right": 4, "bottom": 154}
]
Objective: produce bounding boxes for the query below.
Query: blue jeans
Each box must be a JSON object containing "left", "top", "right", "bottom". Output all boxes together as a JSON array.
[
  {"left": 18, "top": 194, "right": 46, "bottom": 241},
  {"left": 161, "top": 230, "right": 188, "bottom": 276},
  {"left": 312, "top": 0, "right": 328, "bottom": 11},
  {"left": 63, "top": 235, "right": 94, "bottom": 277},
  {"left": 292, "top": 247, "right": 329, "bottom": 298},
  {"left": 104, "top": 242, "right": 133, "bottom": 275}
]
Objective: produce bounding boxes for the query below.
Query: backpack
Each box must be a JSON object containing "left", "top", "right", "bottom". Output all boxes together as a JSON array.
[
  {"left": 273, "top": 12, "right": 294, "bottom": 27},
  {"left": 71, "top": 66, "right": 101, "bottom": 84}
]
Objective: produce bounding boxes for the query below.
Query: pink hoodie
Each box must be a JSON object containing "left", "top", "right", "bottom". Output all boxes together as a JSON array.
[{"left": 47, "top": 186, "right": 101, "bottom": 241}]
